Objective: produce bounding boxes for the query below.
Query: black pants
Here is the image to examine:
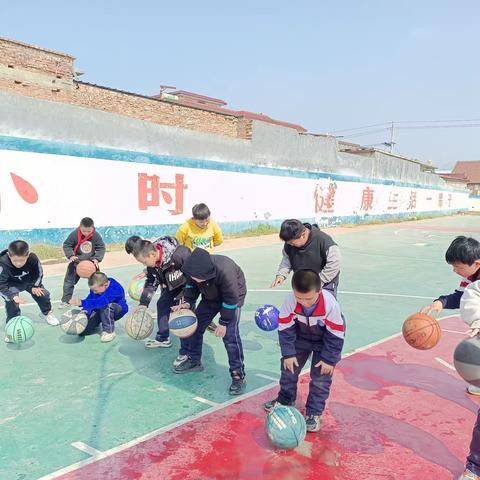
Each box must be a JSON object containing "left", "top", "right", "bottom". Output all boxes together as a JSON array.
[
  {"left": 467, "top": 408, "right": 480, "bottom": 475},
  {"left": 155, "top": 287, "right": 184, "bottom": 342},
  {"left": 4, "top": 284, "right": 52, "bottom": 322},
  {"left": 82, "top": 303, "right": 125, "bottom": 335},
  {"left": 179, "top": 301, "right": 245, "bottom": 378},
  {"left": 61, "top": 262, "right": 80, "bottom": 303}
]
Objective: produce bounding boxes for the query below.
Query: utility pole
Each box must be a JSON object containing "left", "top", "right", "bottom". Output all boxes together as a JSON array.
[{"left": 389, "top": 121, "right": 395, "bottom": 153}]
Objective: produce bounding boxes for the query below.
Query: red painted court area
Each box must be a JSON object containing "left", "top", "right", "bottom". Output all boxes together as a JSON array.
[{"left": 57, "top": 316, "right": 477, "bottom": 480}]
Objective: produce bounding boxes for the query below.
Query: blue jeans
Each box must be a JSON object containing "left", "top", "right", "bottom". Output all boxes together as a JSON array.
[
  {"left": 83, "top": 303, "right": 125, "bottom": 335},
  {"left": 277, "top": 348, "right": 333, "bottom": 416}
]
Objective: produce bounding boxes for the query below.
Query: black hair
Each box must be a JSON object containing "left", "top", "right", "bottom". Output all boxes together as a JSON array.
[
  {"left": 8, "top": 240, "right": 29, "bottom": 257},
  {"left": 88, "top": 271, "right": 109, "bottom": 287},
  {"left": 125, "top": 235, "right": 142, "bottom": 254},
  {"left": 80, "top": 217, "right": 94, "bottom": 228},
  {"left": 279, "top": 219, "right": 306, "bottom": 242},
  {"left": 132, "top": 239, "right": 156, "bottom": 258},
  {"left": 192, "top": 203, "right": 211, "bottom": 221},
  {"left": 445, "top": 236, "right": 480, "bottom": 265},
  {"left": 292, "top": 269, "right": 321, "bottom": 293}
]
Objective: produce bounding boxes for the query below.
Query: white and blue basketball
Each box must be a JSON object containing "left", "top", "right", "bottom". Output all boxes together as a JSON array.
[
  {"left": 265, "top": 405, "right": 307, "bottom": 450},
  {"left": 168, "top": 309, "right": 198, "bottom": 338},
  {"left": 255, "top": 305, "right": 280, "bottom": 331}
]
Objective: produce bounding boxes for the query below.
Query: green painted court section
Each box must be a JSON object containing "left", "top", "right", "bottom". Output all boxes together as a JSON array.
[{"left": 1, "top": 214, "right": 479, "bottom": 480}]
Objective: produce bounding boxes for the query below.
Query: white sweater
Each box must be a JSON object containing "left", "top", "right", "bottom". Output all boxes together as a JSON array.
[{"left": 460, "top": 280, "right": 480, "bottom": 329}]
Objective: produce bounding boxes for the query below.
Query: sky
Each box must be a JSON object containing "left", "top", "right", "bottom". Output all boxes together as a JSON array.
[{"left": 2, "top": 1, "right": 479, "bottom": 169}]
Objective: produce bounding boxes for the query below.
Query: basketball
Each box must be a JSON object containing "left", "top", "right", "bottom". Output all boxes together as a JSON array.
[
  {"left": 125, "top": 307, "right": 154, "bottom": 340},
  {"left": 60, "top": 309, "right": 88, "bottom": 335},
  {"left": 402, "top": 312, "right": 441, "bottom": 350},
  {"left": 168, "top": 309, "right": 198, "bottom": 338},
  {"left": 5, "top": 316, "right": 35, "bottom": 344},
  {"left": 454, "top": 336, "right": 480, "bottom": 387},
  {"left": 128, "top": 277, "right": 145, "bottom": 301},
  {"left": 76, "top": 260, "right": 96, "bottom": 278},
  {"left": 265, "top": 405, "right": 307, "bottom": 450},
  {"left": 255, "top": 305, "right": 280, "bottom": 331}
]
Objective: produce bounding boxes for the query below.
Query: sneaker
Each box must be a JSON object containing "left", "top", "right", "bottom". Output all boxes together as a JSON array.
[
  {"left": 173, "top": 356, "right": 203, "bottom": 374},
  {"left": 40, "top": 312, "right": 60, "bottom": 326},
  {"left": 263, "top": 398, "right": 295, "bottom": 413},
  {"left": 229, "top": 374, "right": 246, "bottom": 396},
  {"left": 207, "top": 321, "right": 217, "bottom": 333},
  {"left": 173, "top": 354, "right": 188, "bottom": 367},
  {"left": 467, "top": 385, "right": 480, "bottom": 396},
  {"left": 145, "top": 338, "right": 172, "bottom": 349},
  {"left": 4, "top": 335, "right": 12, "bottom": 343},
  {"left": 58, "top": 302, "right": 71, "bottom": 309},
  {"left": 101, "top": 331, "right": 116, "bottom": 343},
  {"left": 459, "top": 469, "right": 480, "bottom": 480},
  {"left": 305, "top": 415, "right": 322, "bottom": 432}
]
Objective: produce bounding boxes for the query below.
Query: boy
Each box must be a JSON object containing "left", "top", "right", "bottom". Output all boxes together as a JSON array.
[
  {"left": 60, "top": 217, "right": 105, "bottom": 308},
  {"left": 420, "top": 236, "right": 480, "bottom": 395},
  {"left": 133, "top": 237, "right": 190, "bottom": 348},
  {"left": 176, "top": 204, "right": 223, "bottom": 333},
  {"left": 457, "top": 280, "right": 480, "bottom": 480},
  {"left": 172, "top": 248, "right": 247, "bottom": 396},
  {"left": 69, "top": 272, "right": 128, "bottom": 343},
  {"left": 0, "top": 240, "right": 59, "bottom": 340},
  {"left": 264, "top": 269, "right": 345, "bottom": 432},
  {"left": 271, "top": 219, "right": 341, "bottom": 298}
]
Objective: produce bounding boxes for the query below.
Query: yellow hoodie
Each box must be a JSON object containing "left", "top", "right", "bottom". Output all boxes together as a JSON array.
[{"left": 175, "top": 218, "right": 223, "bottom": 253}]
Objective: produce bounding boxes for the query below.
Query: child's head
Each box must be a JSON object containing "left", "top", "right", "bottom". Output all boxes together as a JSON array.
[
  {"left": 192, "top": 203, "right": 211, "bottom": 229},
  {"left": 132, "top": 240, "right": 159, "bottom": 267},
  {"left": 292, "top": 269, "right": 321, "bottom": 308},
  {"left": 125, "top": 235, "right": 142, "bottom": 255},
  {"left": 445, "top": 236, "right": 480, "bottom": 278},
  {"left": 7, "top": 240, "right": 30, "bottom": 268},
  {"left": 79, "top": 217, "right": 95, "bottom": 236},
  {"left": 88, "top": 271, "right": 110, "bottom": 294},
  {"left": 279, "top": 219, "right": 309, "bottom": 247}
]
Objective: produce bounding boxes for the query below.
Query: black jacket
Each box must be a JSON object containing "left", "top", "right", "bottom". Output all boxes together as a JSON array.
[
  {"left": 182, "top": 249, "right": 246, "bottom": 325},
  {"left": 0, "top": 249, "right": 44, "bottom": 301},
  {"left": 63, "top": 229, "right": 106, "bottom": 262}
]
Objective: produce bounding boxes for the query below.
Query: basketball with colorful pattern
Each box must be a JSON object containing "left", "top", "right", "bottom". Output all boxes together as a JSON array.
[
  {"left": 265, "top": 405, "right": 307, "bottom": 450},
  {"left": 168, "top": 309, "right": 198, "bottom": 338},
  {"left": 128, "top": 277, "right": 145, "bottom": 301},
  {"left": 5, "top": 316, "right": 34, "bottom": 344},
  {"left": 255, "top": 305, "right": 280, "bottom": 331}
]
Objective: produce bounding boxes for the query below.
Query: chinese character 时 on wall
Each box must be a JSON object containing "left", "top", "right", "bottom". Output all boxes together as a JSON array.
[
  {"left": 314, "top": 181, "right": 337, "bottom": 214},
  {"left": 138, "top": 173, "right": 188, "bottom": 215},
  {"left": 407, "top": 191, "right": 417, "bottom": 210},
  {"left": 360, "top": 187, "right": 374, "bottom": 211}
]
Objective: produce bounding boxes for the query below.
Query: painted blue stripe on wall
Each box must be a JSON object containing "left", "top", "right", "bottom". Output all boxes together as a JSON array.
[{"left": 0, "top": 134, "right": 465, "bottom": 193}]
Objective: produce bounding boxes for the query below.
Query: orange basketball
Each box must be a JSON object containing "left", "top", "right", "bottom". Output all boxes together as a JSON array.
[
  {"left": 402, "top": 312, "right": 441, "bottom": 350},
  {"left": 76, "top": 260, "right": 96, "bottom": 279}
]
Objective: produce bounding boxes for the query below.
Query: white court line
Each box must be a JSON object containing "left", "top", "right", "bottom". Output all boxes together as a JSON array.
[
  {"left": 0, "top": 299, "right": 61, "bottom": 311},
  {"left": 434, "top": 357, "right": 456, "bottom": 371},
  {"left": 37, "top": 313, "right": 459, "bottom": 480},
  {"left": 71, "top": 442, "right": 105, "bottom": 458},
  {"left": 255, "top": 373, "right": 279, "bottom": 382},
  {"left": 192, "top": 396, "right": 219, "bottom": 407},
  {"left": 442, "top": 329, "right": 468, "bottom": 335},
  {"left": 249, "top": 289, "right": 433, "bottom": 300}
]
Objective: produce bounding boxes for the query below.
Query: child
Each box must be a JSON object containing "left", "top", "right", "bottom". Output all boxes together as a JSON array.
[
  {"left": 133, "top": 237, "right": 190, "bottom": 348},
  {"left": 172, "top": 248, "right": 247, "bottom": 396},
  {"left": 0, "top": 240, "right": 59, "bottom": 339},
  {"left": 60, "top": 217, "right": 105, "bottom": 308},
  {"left": 420, "top": 236, "right": 480, "bottom": 395},
  {"left": 457, "top": 280, "right": 480, "bottom": 480},
  {"left": 271, "top": 219, "right": 341, "bottom": 298},
  {"left": 264, "top": 269, "right": 345, "bottom": 432},
  {"left": 69, "top": 272, "right": 128, "bottom": 343}
]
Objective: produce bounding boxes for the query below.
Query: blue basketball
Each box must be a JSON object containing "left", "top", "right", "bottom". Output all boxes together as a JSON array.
[
  {"left": 255, "top": 305, "right": 279, "bottom": 331},
  {"left": 265, "top": 405, "right": 307, "bottom": 450},
  {"left": 168, "top": 308, "right": 198, "bottom": 338}
]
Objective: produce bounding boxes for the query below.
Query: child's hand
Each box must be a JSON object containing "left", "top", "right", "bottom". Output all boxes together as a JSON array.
[
  {"left": 315, "top": 360, "right": 334, "bottom": 376},
  {"left": 214, "top": 325, "right": 227, "bottom": 338},
  {"left": 91, "top": 259, "right": 99, "bottom": 268},
  {"left": 31, "top": 287, "right": 45, "bottom": 297},
  {"left": 271, "top": 276, "right": 285, "bottom": 288},
  {"left": 420, "top": 300, "right": 443, "bottom": 315},
  {"left": 283, "top": 357, "right": 299, "bottom": 374},
  {"left": 69, "top": 298, "right": 81, "bottom": 306},
  {"left": 69, "top": 256, "right": 79, "bottom": 263},
  {"left": 469, "top": 328, "right": 480, "bottom": 338},
  {"left": 13, "top": 296, "right": 26, "bottom": 305},
  {"left": 134, "top": 272, "right": 146, "bottom": 280},
  {"left": 171, "top": 303, "right": 190, "bottom": 312}
]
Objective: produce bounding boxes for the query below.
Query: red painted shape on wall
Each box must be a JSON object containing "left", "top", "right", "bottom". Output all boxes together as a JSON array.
[{"left": 10, "top": 173, "right": 38, "bottom": 204}]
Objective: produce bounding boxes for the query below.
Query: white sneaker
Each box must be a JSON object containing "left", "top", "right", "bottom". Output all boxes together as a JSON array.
[
  {"left": 4, "top": 335, "right": 12, "bottom": 343},
  {"left": 40, "top": 312, "right": 60, "bottom": 326},
  {"left": 173, "top": 354, "right": 188, "bottom": 367},
  {"left": 58, "top": 302, "right": 71, "bottom": 309},
  {"left": 145, "top": 338, "right": 172, "bottom": 349},
  {"left": 101, "top": 331, "right": 116, "bottom": 343},
  {"left": 467, "top": 385, "right": 480, "bottom": 396}
]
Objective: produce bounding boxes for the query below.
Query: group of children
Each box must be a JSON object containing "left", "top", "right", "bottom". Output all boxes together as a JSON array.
[{"left": 3, "top": 205, "right": 480, "bottom": 474}]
